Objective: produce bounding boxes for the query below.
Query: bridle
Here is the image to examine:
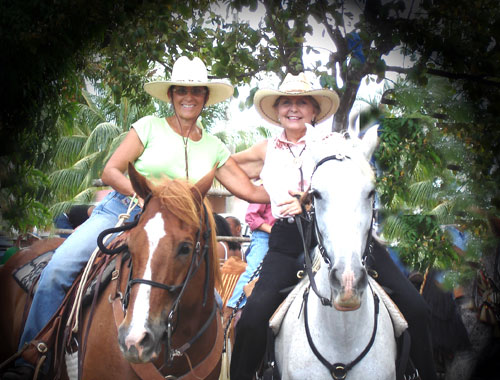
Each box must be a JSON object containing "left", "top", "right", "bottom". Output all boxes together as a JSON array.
[
  {"left": 296, "top": 153, "right": 374, "bottom": 306},
  {"left": 296, "top": 153, "right": 379, "bottom": 380},
  {"left": 97, "top": 194, "right": 216, "bottom": 365}
]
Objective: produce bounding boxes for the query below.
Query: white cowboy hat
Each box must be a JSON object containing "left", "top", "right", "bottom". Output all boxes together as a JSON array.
[
  {"left": 254, "top": 72, "right": 340, "bottom": 126},
  {"left": 144, "top": 56, "right": 234, "bottom": 107}
]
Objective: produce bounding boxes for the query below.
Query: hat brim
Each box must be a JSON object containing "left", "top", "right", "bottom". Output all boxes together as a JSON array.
[
  {"left": 144, "top": 81, "right": 234, "bottom": 107},
  {"left": 254, "top": 89, "right": 340, "bottom": 126}
]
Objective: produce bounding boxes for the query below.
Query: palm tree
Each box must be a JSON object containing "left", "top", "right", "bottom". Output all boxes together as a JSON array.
[{"left": 49, "top": 86, "right": 156, "bottom": 218}]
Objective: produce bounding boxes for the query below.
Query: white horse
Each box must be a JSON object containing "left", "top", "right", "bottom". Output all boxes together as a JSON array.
[{"left": 274, "top": 126, "right": 398, "bottom": 380}]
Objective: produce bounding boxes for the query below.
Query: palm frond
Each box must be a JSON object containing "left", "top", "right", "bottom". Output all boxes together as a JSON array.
[
  {"left": 102, "top": 132, "right": 128, "bottom": 164},
  {"left": 54, "top": 135, "right": 88, "bottom": 167},
  {"left": 82, "top": 122, "right": 121, "bottom": 155},
  {"left": 407, "top": 180, "right": 437, "bottom": 209}
]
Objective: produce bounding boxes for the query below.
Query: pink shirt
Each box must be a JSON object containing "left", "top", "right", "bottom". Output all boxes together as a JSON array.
[{"left": 245, "top": 203, "right": 276, "bottom": 231}]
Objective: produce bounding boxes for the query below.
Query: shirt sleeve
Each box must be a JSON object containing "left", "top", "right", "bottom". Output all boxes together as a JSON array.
[
  {"left": 245, "top": 203, "right": 267, "bottom": 231},
  {"left": 214, "top": 136, "right": 231, "bottom": 168},
  {"left": 131, "top": 115, "right": 154, "bottom": 148}
]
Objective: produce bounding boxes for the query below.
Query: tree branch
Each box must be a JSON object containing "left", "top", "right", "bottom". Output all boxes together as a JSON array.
[{"left": 386, "top": 65, "right": 500, "bottom": 87}]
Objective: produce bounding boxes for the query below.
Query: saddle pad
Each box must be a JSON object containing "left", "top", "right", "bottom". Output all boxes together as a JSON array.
[
  {"left": 269, "top": 276, "right": 310, "bottom": 335},
  {"left": 13, "top": 250, "right": 55, "bottom": 293},
  {"left": 13, "top": 249, "right": 120, "bottom": 307},
  {"left": 269, "top": 275, "right": 408, "bottom": 337},
  {"left": 369, "top": 276, "right": 408, "bottom": 337},
  {"left": 269, "top": 249, "right": 322, "bottom": 335}
]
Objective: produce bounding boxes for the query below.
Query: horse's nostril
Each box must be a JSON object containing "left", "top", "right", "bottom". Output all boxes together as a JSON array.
[
  {"left": 140, "top": 331, "right": 153, "bottom": 349},
  {"left": 329, "top": 268, "right": 341, "bottom": 286}
]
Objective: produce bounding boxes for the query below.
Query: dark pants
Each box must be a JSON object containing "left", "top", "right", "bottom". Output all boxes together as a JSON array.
[
  {"left": 230, "top": 220, "right": 304, "bottom": 380},
  {"left": 230, "top": 221, "right": 437, "bottom": 380},
  {"left": 367, "top": 240, "right": 437, "bottom": 380}
]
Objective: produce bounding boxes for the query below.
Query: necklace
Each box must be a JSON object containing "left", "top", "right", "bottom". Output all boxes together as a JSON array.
[
  {"left": 286, "top": 143, "right": 307, "bottom": 191},
  {"left": 173, "top": 114, "right": 197, "bottom": 181},
  {"left": 182, "top": 134, "right": 190, "bottom": 180}
]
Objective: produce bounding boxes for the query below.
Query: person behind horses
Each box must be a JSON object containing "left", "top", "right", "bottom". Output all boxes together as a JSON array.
[
  {"left": 3, "top": 56, "right": 269, "bottom": 380},
  {"left": 225, "top": 198, "right": 275, "bottom": 312},
  {"left": 229, "top": 72, "right": 438, "bottom": 380}
]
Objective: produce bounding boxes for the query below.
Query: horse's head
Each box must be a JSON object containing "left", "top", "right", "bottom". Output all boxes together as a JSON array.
[
  {"left": 306, "top": 126, "right": 378, "bottom": 311},
  {"left": 117, "top": 163, "right": 219, "bottom": 363}
]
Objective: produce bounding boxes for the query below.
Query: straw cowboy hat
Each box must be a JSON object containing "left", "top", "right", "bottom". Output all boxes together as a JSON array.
[
  {"left": 144, "top": 56, "right": 234, "bottom": 107},
  {"left": 254, "top": 72, "right": 340, "bottom": 126}
]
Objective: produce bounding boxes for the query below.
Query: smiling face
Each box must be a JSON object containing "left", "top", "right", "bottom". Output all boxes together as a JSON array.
[
  {"left": 275, "top": 96, "right": 318, "bottom": 139},
  {"left": 168, "top": 86, "right": 208, "bottom": 121}
]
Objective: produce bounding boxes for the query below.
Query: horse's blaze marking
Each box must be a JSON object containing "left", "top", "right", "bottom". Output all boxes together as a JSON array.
[
  {"left": 342, "top": 269, "right": 355, "bottom": 299},
  {"left": 126, "top": 212, "right": 166, "bottom": 349}
]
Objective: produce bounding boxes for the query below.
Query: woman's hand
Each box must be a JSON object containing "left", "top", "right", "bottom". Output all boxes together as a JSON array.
[{"left": 277, "top": 190, "right": 303, "bottom": 216}]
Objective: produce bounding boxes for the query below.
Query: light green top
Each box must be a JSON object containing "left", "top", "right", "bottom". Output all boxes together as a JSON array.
[{"left": 132, "top": 115, "right": 230, "bottom": 183}]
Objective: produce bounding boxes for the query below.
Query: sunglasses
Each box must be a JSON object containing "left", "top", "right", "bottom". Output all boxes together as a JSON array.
[{"left": 172, "top": 86, "right": 208, "bottom": 96}]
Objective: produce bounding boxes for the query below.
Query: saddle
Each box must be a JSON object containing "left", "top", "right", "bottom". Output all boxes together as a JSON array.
[
  {"left": 12, "top": 241, "right": 125, "bottom": 379},
  {"left": 13, "top": 251, "right": 119, "bottom": 308}
]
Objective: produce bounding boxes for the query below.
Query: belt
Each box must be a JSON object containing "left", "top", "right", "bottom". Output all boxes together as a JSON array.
[{"left": 276, "top": 217, "right": 296, "bottom": 225}]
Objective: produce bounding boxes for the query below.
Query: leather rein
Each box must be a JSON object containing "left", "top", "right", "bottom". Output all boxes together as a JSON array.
[
  {"left": 296, "top": 153, "right": 379, "bottom": 380},
  {"left": 97, "top": 194, "right": 221, "bottom": 377}
]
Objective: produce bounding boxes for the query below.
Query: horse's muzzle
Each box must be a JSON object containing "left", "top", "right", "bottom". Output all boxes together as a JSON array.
[
  {"left": 330, "top": 266, "right": 367, "bottom": 311},
  {"left": 118, "top": 321, "right": 164, "bottom": 363}
]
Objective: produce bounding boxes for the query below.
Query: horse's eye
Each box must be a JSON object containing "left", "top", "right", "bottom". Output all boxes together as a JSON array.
[{"left": 177, "top": 242, "right": 192, "bottom": 256}]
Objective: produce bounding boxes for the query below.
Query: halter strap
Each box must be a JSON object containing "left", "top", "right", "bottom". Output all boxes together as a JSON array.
[
  {"left": 298, "top": 152, "right": 375, "bottom": 305},
  {"left": 295, "top": 153, "right": 349, "bottom": 306},
  {"left": 296, "top": 215, "right": 332, "bottom": 306},
  {"left": 303, "top": 285, "right": 380, "bottom": 380}
]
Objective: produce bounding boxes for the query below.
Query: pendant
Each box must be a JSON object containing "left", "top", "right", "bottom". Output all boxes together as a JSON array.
[{"left": 293, "top": 156, "right": 303, "bottom": 169}]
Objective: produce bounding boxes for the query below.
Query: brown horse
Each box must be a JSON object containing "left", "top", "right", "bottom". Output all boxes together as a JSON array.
[{"left": 0, "top": 163, "right": 223, "bottom": 379}]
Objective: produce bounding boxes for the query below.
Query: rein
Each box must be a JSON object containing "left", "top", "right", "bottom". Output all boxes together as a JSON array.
[{"left": 303, "top": 285, "right": 380, "bottom": 380}]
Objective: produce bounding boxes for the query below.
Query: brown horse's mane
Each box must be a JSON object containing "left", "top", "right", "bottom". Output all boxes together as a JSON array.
[{"left": 150, "top": 178, "right": 222, "bottom": 291}]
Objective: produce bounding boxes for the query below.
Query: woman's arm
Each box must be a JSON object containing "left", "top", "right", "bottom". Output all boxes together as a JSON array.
[
  {"left": 101, "top": 128, "right": 145, "bottom": 196},
  {"left": 215, "top": 158, "right": 269, "bottom": 204},
  {"left": 231, "top": 140, "right": 267, "bottom": 179}
]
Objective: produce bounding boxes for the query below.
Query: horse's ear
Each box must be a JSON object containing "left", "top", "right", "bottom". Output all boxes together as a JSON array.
[
  {"left": 347, "top": 110, "right": 360, "bottom": 139},
  {"left": 128, "top": 162, "right": 152, "bottom": 200},
  {"left": 191, "top": 164, "right": 217, "bottom": 206},
  {"left": 300, "top": 186, "right": 314, "bottom": 212},
  {"left": 360, "top": 125, "right": 379, "bottom": 160}
]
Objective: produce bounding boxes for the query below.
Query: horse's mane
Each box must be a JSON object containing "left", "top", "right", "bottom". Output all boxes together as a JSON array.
[{"left": 149, "top": 178, "right": 221, "bottom": 291}]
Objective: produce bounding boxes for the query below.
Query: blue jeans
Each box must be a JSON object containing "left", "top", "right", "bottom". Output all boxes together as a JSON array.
[
  {"left": 53, "top": 213, "right": 72, "bottom": 238},
  {"left": 226, "top": 230, "right": 270, "bottom": 309},
  {"left": 17, "top": 191, "right": 141, "bottom": 362}
]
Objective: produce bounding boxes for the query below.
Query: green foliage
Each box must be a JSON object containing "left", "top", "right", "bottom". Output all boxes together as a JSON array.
[
  {"left": 375, "top": 117, "right": 455, "bottom": 270},
  {"left": 0, "top": 164, "right": 51, "bottom": 233},
  {"left": 375, "top": 76, "right": 499, "bottom": 279},
  {"left": 48, "top": 85, "right": 156, "bottom": 218}
]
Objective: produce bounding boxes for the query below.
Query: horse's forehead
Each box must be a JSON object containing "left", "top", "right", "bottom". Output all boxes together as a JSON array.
[
  {"left": 313, "top": 159, "right": 373, "bottom": 191},
  {"left": 143, "top": 212, "right": 166, "bottom": 240}
]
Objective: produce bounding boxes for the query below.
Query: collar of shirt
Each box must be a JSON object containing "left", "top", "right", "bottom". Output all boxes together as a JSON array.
[{"left": 275, "top": 123, "right": 318, "bottom": 150}]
